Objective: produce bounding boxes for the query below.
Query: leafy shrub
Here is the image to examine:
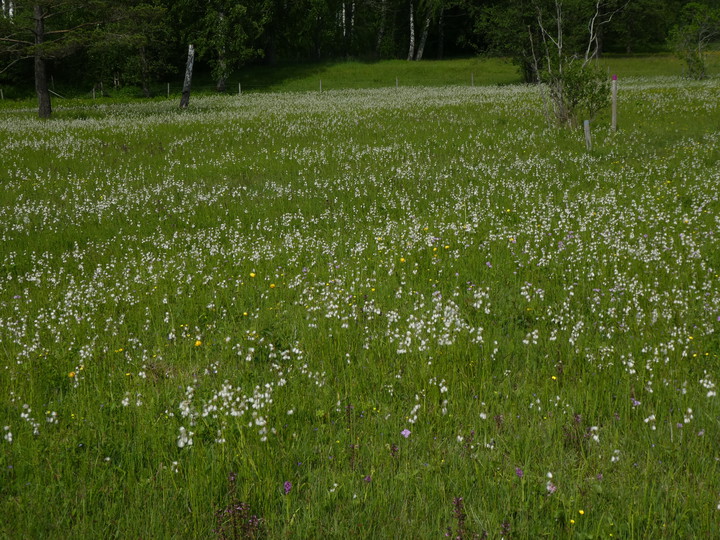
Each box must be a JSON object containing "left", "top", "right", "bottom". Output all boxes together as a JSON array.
[{"left": 541, "top": 59, "right": 610, "bottom": 128}]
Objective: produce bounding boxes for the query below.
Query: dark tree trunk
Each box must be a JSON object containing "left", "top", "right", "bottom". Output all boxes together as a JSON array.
[
  {"left": 215, "top": 11, "right": 227, "bottom": 92},
  {"left": 314, "top": 16, "right": 322, "bottom": 59},
  {"left": 375, "top": 0, "right": 387, "bottom": 59},
  {"left": 140, "top": 46, "right": 150, "bottom": 97},
  {"left": 33, "top": 4, "right": 51, "bottom": 119},
  {"left": 345, "top": 1, "right": 355, "bottom": 57},
  {"left": 265, "top": 28, "right": 277, "bottom": 65},
  {"left": 179, "top": 44, "right": 194, "bottom": 109},
  {"left": 437, "top": 7, "right": 445, "bottom": 60},
  {"left": 216, "top": 55, "right": 226, "bottom": 93}
]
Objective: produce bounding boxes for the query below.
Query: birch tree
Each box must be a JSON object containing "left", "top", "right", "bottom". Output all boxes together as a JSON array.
[
  {"left": 407, "top": 0, "right": 415, "bottom": 60},
  {"left": 179, "top": 43, "right": 193, "bottom": 108},
  {"left": 532, "top": 0, "right": 628, "bottom": 126},
  {"left": 414, "top": 0, "right": 444, "bottom": 60},
  {"left": 1, "top": 1, "right": 15, "bottom": 18},
  {"left": 339, "top": 2, "right": 356, "bottom": 57}
]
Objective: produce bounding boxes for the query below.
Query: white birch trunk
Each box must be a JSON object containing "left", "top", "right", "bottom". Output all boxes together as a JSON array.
[
  {"left": 407, "top": 1, "right": 415, "bottom": 61},
  {"left": 415, "top": 17, "right": 430, "bottom": 60},
  {"left": 350, "top": 2, "right": 355, "bottom": 45},
  {"left": 342, "top": 3, "right": 346, "bottom": 37},
  {"left": 179, "top": 44, "right": 194, "bottom": 109},
  {"left": 1, "top": 0, "right": 15, "bottom": 18}
]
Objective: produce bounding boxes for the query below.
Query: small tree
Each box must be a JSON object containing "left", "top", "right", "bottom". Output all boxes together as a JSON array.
[
  {"left": 541, "top": 57, "right": 610, "bottom": 128},
  {"left": 531, "top": 0, "right": 626, "bottom": 127},
  {"left": 670, "top": 2, "right": 720, "bottom": 80}
]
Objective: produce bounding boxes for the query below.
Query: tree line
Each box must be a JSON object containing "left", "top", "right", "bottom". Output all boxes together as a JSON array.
[{"left": 1, "top": 0, "right": 718, "bottom": 117}]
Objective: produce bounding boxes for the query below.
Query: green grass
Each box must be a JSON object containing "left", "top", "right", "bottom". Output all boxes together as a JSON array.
[
  {"left": 223, "top": 52, "right": 720, "bottom": 92},
  {"left": 1, "top": 76, "right": 720, "bottom": 537},
  {"left": 599, "top": 52, "right": 720, "bottom": 78},
  {"left": 223, "top": 57, "right": 521, "bottom": 93},
  {"left": 3, "top": 53, "right": 720, "bottom": 105}
]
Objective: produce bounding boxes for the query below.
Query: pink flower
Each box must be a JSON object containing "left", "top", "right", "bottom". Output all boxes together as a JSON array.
[{"left": 401, "top": 429, "right": 411, "bottom": 438}]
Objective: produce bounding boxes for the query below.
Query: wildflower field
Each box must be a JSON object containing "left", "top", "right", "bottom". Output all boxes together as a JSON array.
[{"left": 1, "top": 77, "right": 720, "bottom": 538}]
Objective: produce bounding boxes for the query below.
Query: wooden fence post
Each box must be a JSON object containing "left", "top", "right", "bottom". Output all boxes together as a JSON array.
[{"left": 584, "top": 120, "right": 592, "bottom": 151}]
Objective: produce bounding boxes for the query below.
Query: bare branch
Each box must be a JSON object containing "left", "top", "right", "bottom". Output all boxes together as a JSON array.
[
  {"left": 597, "top": 0, "right": 630, "bottom": 27},
  {"left": 536, "top": 8, "right": 554, "bottom": 76},
  {"left": 528, "top": 25, "right": 540, "bottom": 83},
  {"left": 0, "top": 55, "right": 30, "bottom": 74},
  {"left": 555, "top": 0, "right": 562, "bottom": 59},
  {"left": 45, "top": 20, "right": 103, "bottom": 36},
  {"left": 584, "top": 0, "right": 601, "bottom": 64},
  {"left": 584, "top": 0, "right": 630, "bottom": 65},
  {"left": 0, "top": 36, "right": 33, "bottom": 46}
]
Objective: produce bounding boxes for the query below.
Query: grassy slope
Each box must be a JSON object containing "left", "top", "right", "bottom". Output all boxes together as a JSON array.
[
  {"left": 2, "top": 53, "right": 720, "bottom": 105},
  {"left": 224, "top": 53, "right": 720, "bottom": 92}
]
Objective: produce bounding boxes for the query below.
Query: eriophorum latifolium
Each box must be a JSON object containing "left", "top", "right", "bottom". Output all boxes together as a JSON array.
[{"left": 1, "top": 76, "right": 720, "bottom": 538}]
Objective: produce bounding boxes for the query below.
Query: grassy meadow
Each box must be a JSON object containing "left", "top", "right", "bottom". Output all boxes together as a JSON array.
[{"left": 1, "top": 63, "right": 720, "bottom": 537}]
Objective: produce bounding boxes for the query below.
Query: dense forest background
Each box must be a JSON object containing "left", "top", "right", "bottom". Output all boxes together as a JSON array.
[{"left": 0, "top": 0, "right": 718, "bottom": 96}]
